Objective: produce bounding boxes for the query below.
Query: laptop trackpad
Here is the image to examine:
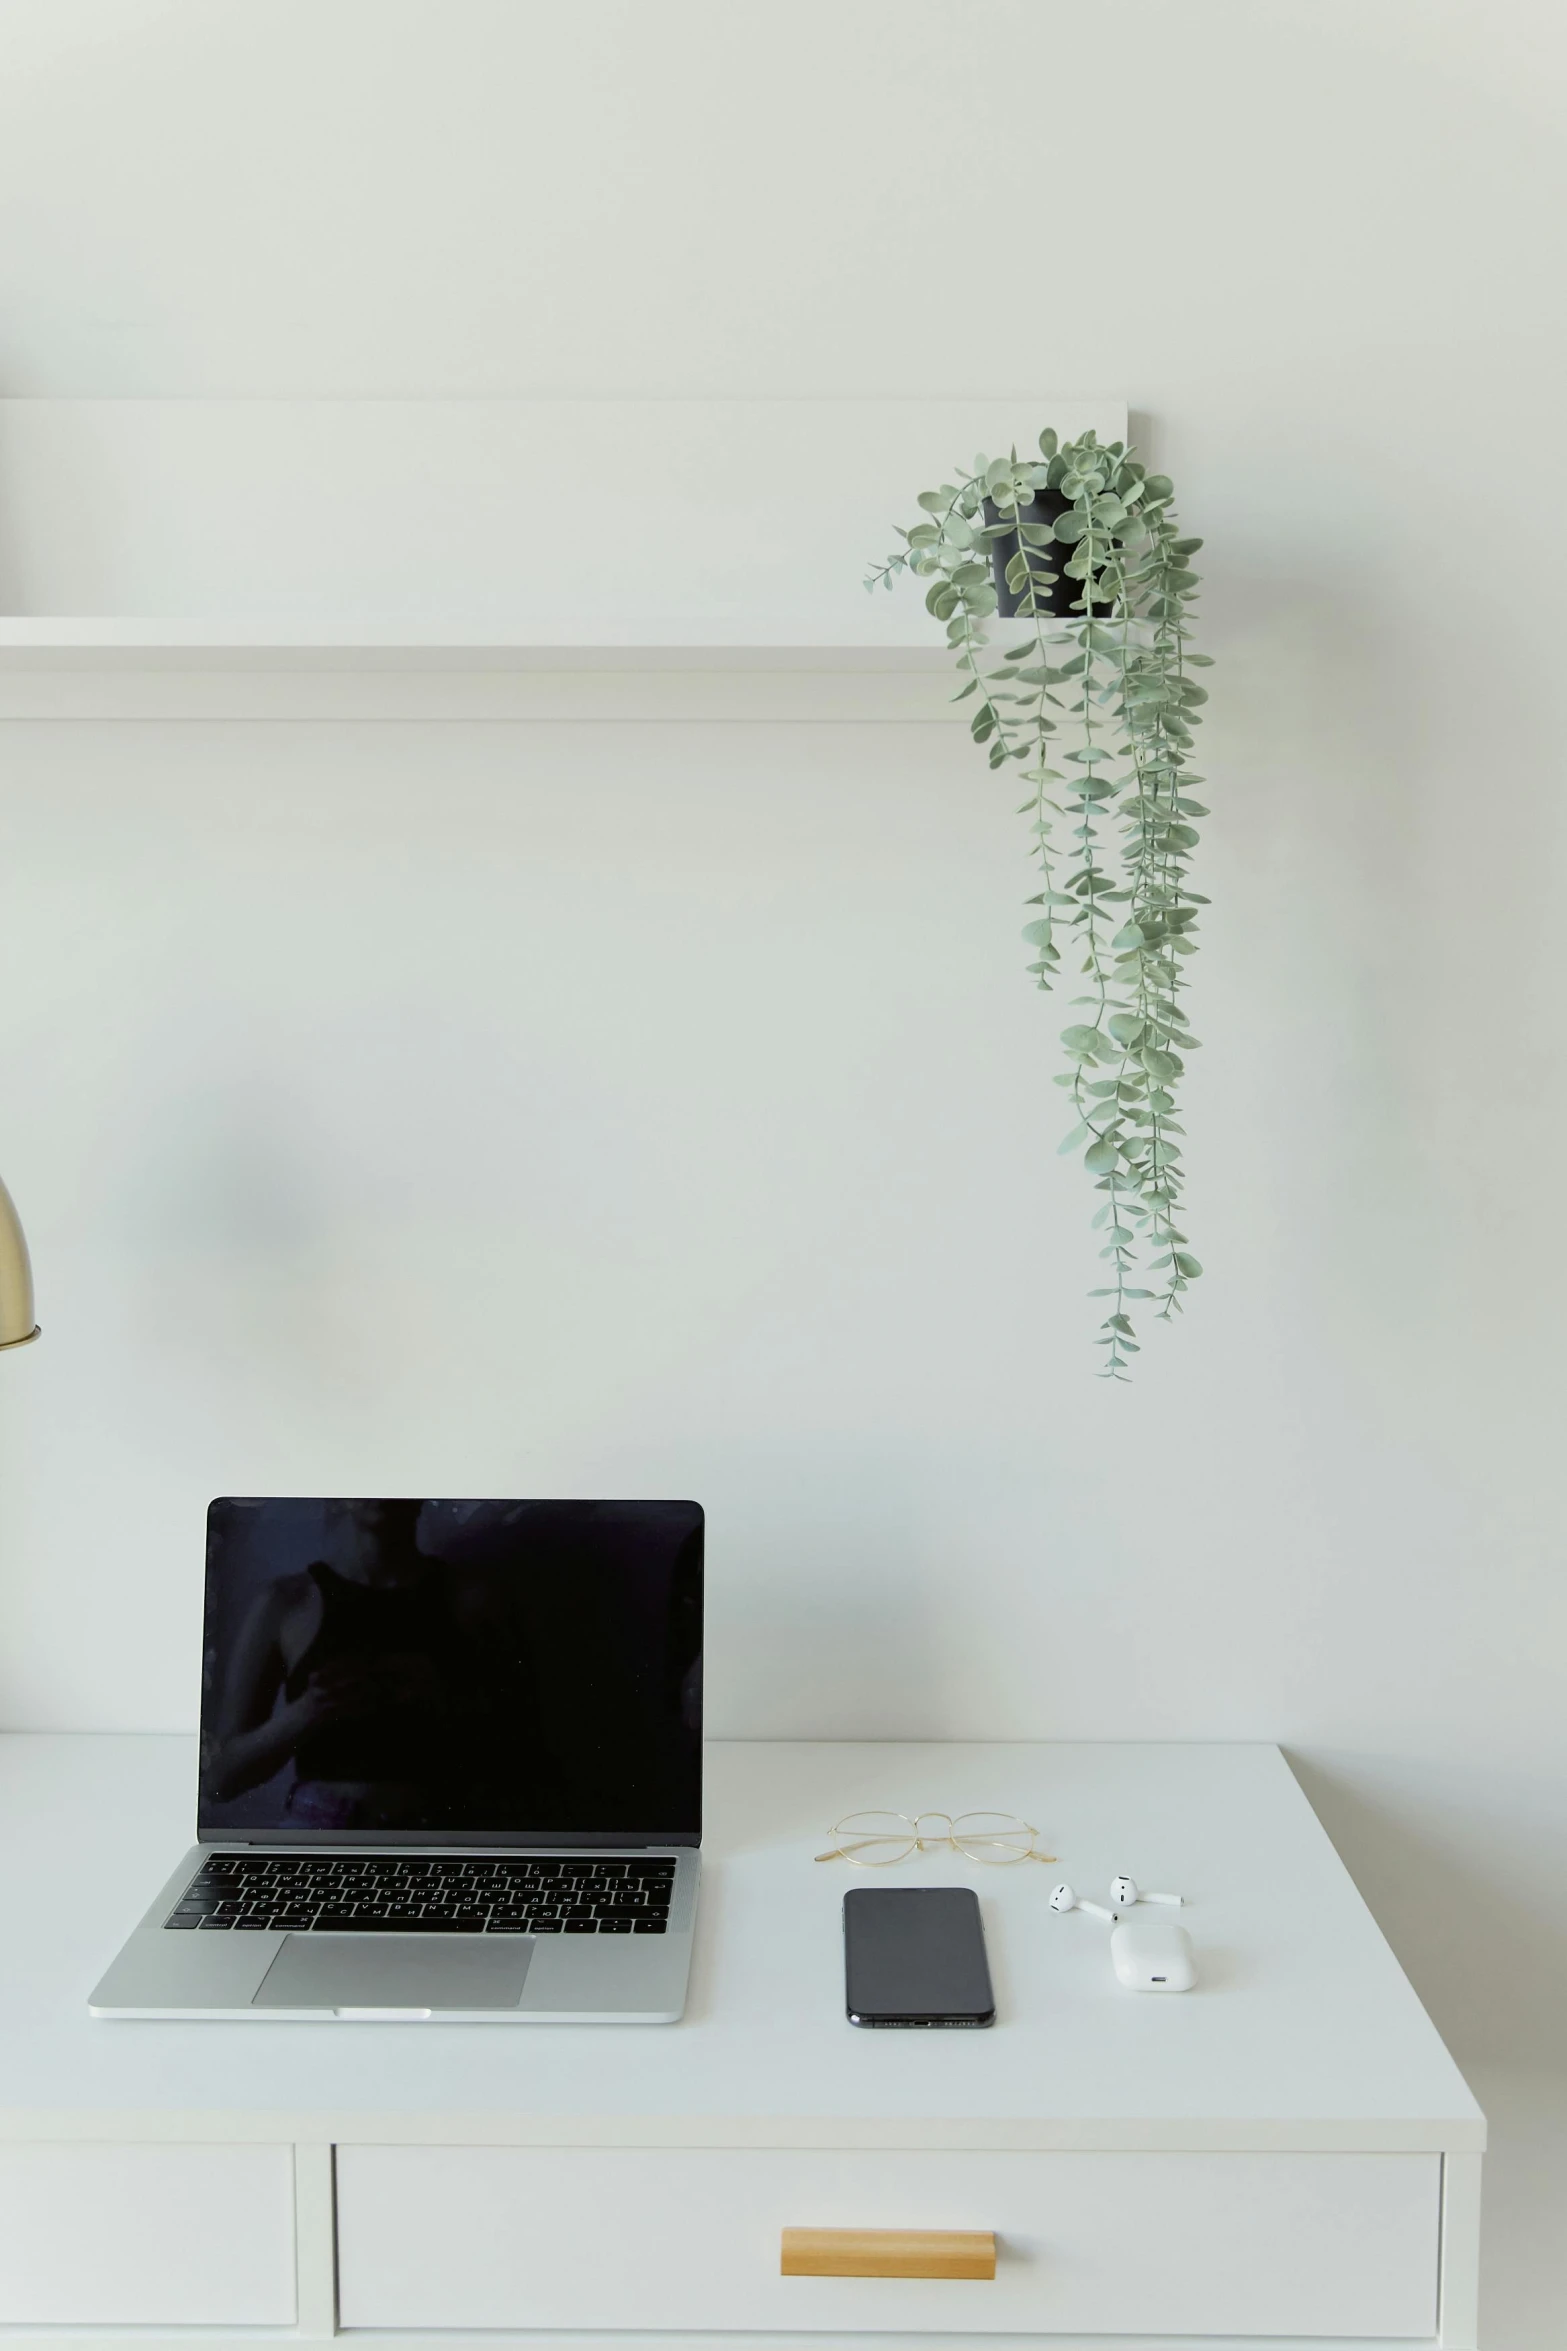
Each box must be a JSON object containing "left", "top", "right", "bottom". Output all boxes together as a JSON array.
[{"left": 252, "top": 1935, "right": 532, "bottom": 2013}]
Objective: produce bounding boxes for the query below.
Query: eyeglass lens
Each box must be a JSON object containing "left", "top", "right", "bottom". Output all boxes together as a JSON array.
[{"left": 828, "top": 1812, "right": 919, "bottom": 1864}]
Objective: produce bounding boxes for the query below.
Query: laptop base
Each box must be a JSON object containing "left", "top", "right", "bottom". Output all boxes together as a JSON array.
[{"left": 89, "top": 1844, "right": 697, "bottom": 2022}]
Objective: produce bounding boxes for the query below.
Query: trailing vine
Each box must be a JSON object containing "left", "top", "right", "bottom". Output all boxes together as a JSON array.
[{"left": 868, "top": 430, "right": 1209, "bottom": 1377}]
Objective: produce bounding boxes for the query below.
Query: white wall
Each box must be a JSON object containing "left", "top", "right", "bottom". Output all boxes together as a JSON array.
[{"left": 2, "top": 9, "right": 1566, "bottom": 2329}]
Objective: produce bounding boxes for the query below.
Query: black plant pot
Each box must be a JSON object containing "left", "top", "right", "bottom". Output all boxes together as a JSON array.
[{"left": 983, "top": 483, "right": 1096, "bottom": 621}]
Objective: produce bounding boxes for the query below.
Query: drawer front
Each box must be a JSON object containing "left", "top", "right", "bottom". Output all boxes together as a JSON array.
[
  {"left": 0, "top": 2142, "right": 296, "bottom": 2325},
  {"left": 336, "top": 2144, "right": 1440, "bottom": 2338}
]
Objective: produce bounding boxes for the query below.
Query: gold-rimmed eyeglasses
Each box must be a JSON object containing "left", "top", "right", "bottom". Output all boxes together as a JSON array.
[{"left": 815, "top": 1810, "right": 1057, "bottom": 1867}]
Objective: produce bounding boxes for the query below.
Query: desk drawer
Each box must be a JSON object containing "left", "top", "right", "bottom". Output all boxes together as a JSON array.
[
  {"left": 336, "top": 2145, "right": 1440, "bottom": 2338},
  {"left": 0, "top": 2142, "right": 296, "bottom": 2326}
]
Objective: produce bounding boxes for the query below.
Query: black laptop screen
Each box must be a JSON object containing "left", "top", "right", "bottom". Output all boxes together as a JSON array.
[{"left": 198, "top": 1499, "right": 703, "bottom": 1843}]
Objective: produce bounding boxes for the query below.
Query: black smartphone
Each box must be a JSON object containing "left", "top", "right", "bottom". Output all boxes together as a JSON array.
[{"left": 843, "top": 1885, "right": 995, "bottom": 2028}]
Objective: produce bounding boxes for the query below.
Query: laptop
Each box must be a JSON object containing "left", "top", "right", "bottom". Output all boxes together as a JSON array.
[{"left": 90, "top": 1497, "right": 703, "bottom": 2022}]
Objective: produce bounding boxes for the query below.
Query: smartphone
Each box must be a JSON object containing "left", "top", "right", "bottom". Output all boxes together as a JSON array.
[{"left": 843, "top": 1885, "right": 995, "bottom": 2028}]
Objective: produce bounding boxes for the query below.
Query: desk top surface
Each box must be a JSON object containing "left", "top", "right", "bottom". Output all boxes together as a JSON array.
[{"left": 0, "top": 1735, "right": 1482, "bottom": 2151}]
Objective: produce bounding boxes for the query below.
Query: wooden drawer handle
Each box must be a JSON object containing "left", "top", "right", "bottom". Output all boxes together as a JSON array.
[{"left": 780, "top": 2228, "right": 996, "bottom": 2280}]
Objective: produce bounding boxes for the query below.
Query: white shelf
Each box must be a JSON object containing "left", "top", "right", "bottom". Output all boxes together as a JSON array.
[{"left": 0, "top": 620, "right": 953, "bottom": 672}]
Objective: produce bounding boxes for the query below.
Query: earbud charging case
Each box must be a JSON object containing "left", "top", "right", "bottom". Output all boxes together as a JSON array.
[{"left": 1110, "top": 1916, "right": 1196, "bottom": 1992}]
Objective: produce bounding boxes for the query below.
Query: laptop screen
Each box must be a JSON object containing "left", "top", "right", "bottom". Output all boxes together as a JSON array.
[{"left": 197, "top": 1498, "right": 703, "bottom": 1844}]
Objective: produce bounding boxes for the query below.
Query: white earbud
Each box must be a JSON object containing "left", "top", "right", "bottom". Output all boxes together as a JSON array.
[
  {"left": 1110, "top": 1875, "right": 1183, "bottom": 1909},
  {"left": 1049, "top": 1881, "right": 1118, "bottom": 1924}
]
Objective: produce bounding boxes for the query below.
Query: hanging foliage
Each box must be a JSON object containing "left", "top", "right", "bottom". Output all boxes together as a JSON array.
[{"left": 868, "top": 430, "right": 1210, "bottom": 1377}]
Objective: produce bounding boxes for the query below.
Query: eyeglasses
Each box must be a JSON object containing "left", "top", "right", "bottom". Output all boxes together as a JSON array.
[{"left": 814, "top": 1810, "right": 1057, "bottom": 1867}]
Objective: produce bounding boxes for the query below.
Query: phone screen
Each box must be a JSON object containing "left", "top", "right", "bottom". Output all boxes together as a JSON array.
[{"left": 843, "top": 1885, "right": 995, "bottom": 2027}]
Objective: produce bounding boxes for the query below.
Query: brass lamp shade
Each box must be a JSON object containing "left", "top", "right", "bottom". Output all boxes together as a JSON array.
[{"left": 0, "top": 1175, "right": 39, "bottom": 1348}]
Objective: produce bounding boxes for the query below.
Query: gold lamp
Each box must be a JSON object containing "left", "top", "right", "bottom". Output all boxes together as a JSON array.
[{"left": 0, "top": 1176, "right": 39, "bottom": 1349}]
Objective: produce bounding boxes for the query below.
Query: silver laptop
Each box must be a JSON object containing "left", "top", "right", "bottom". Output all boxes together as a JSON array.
[{"left": 90, "top": 1497, "right": 702, "bottom": 2022}]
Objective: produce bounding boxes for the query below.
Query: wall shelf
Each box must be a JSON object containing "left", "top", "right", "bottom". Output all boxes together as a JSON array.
[{"left": 0, "top": 620, "right": 953, "bottom": 672}]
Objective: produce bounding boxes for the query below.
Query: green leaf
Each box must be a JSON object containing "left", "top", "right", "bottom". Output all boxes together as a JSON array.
[
  {"left": 1173, "top": 1252, "right": 1203, "bottom": 1278},
  {"left": 1084, "top": 1136, "right": 1120, "bottom": 1174},
  {"left": 1106, "top": 1013, "right": 1145, "bottom": 1046},
  {"left": 1038, "top": 427, "right": 1059, "bottom": 459},
  {"left": 1054, "top": 511, "right": 1089, "bottom": 544},
  {"left": 1021, "top": 920, "right": 1054, "bottom": 946},
  {"left": 1057, "top": 1121, "right": 1089, "bottom": 1155},
  {"left": 916, "top": 490, "right": 945, "bottom": 513}
]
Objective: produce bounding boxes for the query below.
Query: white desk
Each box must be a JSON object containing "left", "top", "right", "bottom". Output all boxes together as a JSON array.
[{"left": 0, "top": 1736, "right": 1483, "bottom": 2349}]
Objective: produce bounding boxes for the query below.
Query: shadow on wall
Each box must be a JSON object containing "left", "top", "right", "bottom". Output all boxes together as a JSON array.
[
  {"left": 702, "top": 1463, "right": 958, "bottom": 1741},
  {"left": 1287, "top": 1750, "right": 1567, "bottom": 2074}
]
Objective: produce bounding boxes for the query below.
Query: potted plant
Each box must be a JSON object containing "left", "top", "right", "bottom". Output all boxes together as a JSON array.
[{"left": 868, "top": 430, "right": 1209, "bottom": 1379}]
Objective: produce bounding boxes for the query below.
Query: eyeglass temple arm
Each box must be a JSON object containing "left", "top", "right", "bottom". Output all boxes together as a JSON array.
[{"left": 816, "top": 1839, "right": 1058, "bottom": 1863}]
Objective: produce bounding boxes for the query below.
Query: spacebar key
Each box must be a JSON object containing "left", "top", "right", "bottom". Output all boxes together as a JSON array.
[{"left": 311, "top": 1915, "right": 466, "bottom": 1933}]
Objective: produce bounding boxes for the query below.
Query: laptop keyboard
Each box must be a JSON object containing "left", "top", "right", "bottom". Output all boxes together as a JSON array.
[{"left": 164, "top": 1853, "right": 676, "bottom": 1935}]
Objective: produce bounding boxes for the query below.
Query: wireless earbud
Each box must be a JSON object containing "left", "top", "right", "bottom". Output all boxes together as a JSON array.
[
  {"left": 1110, "top": 1875, "right": 1184, "bottom": 1909},
  {"left": 1049, "top": 1881, "right": 1118, "bottom": 1924}
]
